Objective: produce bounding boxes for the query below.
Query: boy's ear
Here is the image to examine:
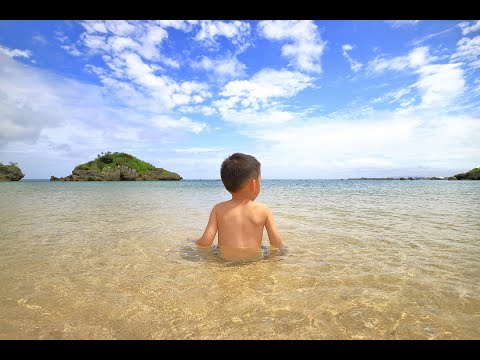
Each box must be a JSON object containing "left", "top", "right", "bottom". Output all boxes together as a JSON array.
[{"left": 249, "top": 178, "right": 255, "bottom": 191}]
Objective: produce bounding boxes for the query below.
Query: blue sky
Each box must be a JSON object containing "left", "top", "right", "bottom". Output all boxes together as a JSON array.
[{"left": 0, "top": 20, "right": 479, "bottom": 179}]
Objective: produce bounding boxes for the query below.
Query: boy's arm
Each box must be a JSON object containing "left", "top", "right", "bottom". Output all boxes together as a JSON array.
[
  {"left": 195, "top": 206, "right": 218, "bottom": 247},
  {"left": 264, "top": 206, "right": 282, "bottom": 248}
]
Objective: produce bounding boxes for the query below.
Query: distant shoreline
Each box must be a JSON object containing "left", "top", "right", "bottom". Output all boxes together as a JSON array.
[
  {"left": 11, "top": 177, "right": 476, "bottom": 182},
  {"left": 347, "top": 177, "right": 455, "bottom": 180}
]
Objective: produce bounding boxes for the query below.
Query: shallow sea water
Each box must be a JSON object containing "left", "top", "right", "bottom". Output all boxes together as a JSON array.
[{"left": 0, "top": 179, "right": 479, "bottom": 339}]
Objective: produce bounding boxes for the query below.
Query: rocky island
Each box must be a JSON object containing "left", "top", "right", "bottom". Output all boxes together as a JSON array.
[
  {"left": 0, "top": 162, "right": 25, "bottom": 181},
  {"left": 452, "top": 167, "right": 480, "bottom": 180},
  {"left": 50, "top": 152, "right": 182, "bottom": 181}
]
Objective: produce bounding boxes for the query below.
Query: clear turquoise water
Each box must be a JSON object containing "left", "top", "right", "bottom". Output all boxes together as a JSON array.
[{"left": 0, "top": 179, "right": 479, "bottom": 339}]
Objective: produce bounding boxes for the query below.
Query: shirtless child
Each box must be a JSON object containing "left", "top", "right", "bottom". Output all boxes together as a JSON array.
[{"left": 194, "top": 153, "right": 283, "bottom": 260}]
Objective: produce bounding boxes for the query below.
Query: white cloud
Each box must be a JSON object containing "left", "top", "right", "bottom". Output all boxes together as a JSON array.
[
  {"left": 82, "top": 48, "right": 209, "bottom": 112},
  {"left": 410, "top": 26, "right": 457, "bottom": 46},
  {"left": 81, "top": 20, "right": 108, "bottom": 34},
  {"left": 75, "top": 22, "right": 207, "bottom": 111},
  {"left": 62, "top": 22, "right": 215, "bottom": 114},
  {"left": 156, "top": 20, "right": 197, "bottom": 31},
  {"left": 248, "top": 109, "right": 480, "bottom": 178},
  {"left": 0, "top": 50, "right": 210, "bottom": 179},
  {"left": 220, "top": 109, "right": 295, "bottom": 126},
  {"left": 178, "top": 105, "right": 217, "bottom": 116},
  {"left": 137, "top": 23, "right": 168, "bottom": 60},
  {"left": 386, "top": 20, "right": 420, "bottom": 28},
  {"left": 108, "top": 36, "right": 139, "bottom": 54},
  {"left": 0, "top": 44, "right": 32, "bottom": 59},
  {"left": 258, "top": 20, "right": 326, "bottom": 73},
  {"left": 191, "top": 55, "right": 246, "bottom": 80},
  {"left": 212, "top": 68, "right": 313, "bottom": 128},
  {"left": 372, "top": 87, "right": 413, "bottom": 104},
  {"left": 55, "top": 31, "right": 69, "bottom": 43},
  {"left": 81, "top": 33, "right": 108, "bottom": 52},
  {"left": 111, "top": 126, "right": 142, "bottom": 142},
  {"left": 150, "top": 115, "right": 207, "bottom": 134},
  {"left": 408, "top": 46, "right": 431, "bottom": 67},
  {"left": 173, "top": 147, "right": 224, "bottom": 153},
  {"left": 368, "top": 46, "right": 432, "bottom": 74},
  {"left": 104, "top": 20, "right": 137, "bottom": 36},
  {"left": 452, "top": 35, "right": 480, "bottom": 68},
  {"left": 61, "top": 44, "right": 82, "bottom": 56},
  {"left": 458, "top": 20, "right": 480, "bottom": 35},
  {"left": 5, "top": 20, "right": 478, "bottom": 179},
  {"left": 79, "top": 21, "right": 178, "bottom": 67},
  {"left": 55, "top": 31, "right": 82, "bottom": 56},
  {"left": 32, "top": 35, "right": 47, "bottom": 46},
  {"left": 0, "top": 52, "right": 105, "bottom": 147},
  {"left": 368, "top": 46, "right": 465, "bottom": 108},
  {"left": 341, "top": 44, "right": 363, "bottom": 72},
  {"left": 414, "top": 63, "right": 465, "bottom": 107},
  {"left": 194, "top": 20, "right": 251, "bottom": 51},
  {"left": 217, "top": 68, "right": 314, "bottom": 112},
  {"left": 368, "top": 55, "right": 410, "bottom": 73}
]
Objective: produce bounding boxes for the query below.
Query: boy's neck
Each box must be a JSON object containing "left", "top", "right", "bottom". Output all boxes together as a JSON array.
[{"left": 230, "top": 192, "right": 253, "bottom": 202}]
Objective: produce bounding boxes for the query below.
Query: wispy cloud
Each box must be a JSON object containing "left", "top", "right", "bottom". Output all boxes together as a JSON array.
[
  {"left": 156, "top": 20, "right": 198, "bottom": 31},
  {"left": 248, "top": 108, "right": 480, "bottom": 178},
  {"left": 2, "top": 20, "right": 479, "bottom": 179},
  {"left": 414, "top": 63, "right": 465, "bottom": 107},
  {"left": 372, "top": 87, "right": 413, "bottom": 105},
  {"left": 0, "top": 49, "right": 208, "bottom": 177},
  {"left": 191, "top": 55, "right": 247, "bottom": 81},
  {"left": 32, "top": 34, "right": 47, "bottom": 46},
  {"left": 215, "top": 68, "right": 313, "bottom": 117},
  {"left": 173, "top": 147, "right": 224, "bottom": 153},
  {"left": 386, "top": 20, "right": 420, "bottom": 28},
  {"left": 64, "top": 21, "right": 214, "bottom": 114},
  {"left": 150, "top": 115, "right": 207, "bottom": 134},
  {"left": 368, "top": 46, "right": 465, "bottom": 108},
  {"left": 458, "top": 20, "right": 480, "bottom": 35},
  {"left": 258, "top": 20, "right": 326, "bottom": 73},
  {"left": 410, "top": 25, "right": 457, "bottom": 46},
  {"left": 452, "top": 35, "right": 480, "bottom": 69},
  {"left": 194, "top": 20, "right": 251, "bottom": 52},
  {"left": 0, "top": 52, "right": 108, "bottom": 148},
  {"left": 368, "top": 47, "right": 433, "bottom": 74},
  {"left": 341, "top": 44, "right": 363, "bottom": 72},
  {"left": 0, "top": 44, "right": 32, "bottom": 59}
]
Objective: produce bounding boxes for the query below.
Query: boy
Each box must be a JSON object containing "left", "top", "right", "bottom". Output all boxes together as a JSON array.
[{"left": 194, "top": 153, "right": 283, "bottom": 260}]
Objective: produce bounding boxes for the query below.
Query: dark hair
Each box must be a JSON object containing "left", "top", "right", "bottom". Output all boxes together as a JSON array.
[{"left": 220, "top": 153, "right": 261, "bottom": 193}]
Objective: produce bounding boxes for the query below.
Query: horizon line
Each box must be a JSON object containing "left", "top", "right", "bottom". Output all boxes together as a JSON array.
[{"left": 19, "top": 177, "right": 457, "bottom": 181}]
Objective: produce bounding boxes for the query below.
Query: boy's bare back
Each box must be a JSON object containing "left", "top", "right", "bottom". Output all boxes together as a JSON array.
[
  {"left": 217, "top": 200, "right": 274, "bottom": 249},
  {"left": 193, "top": 153, "right": 283, "bottom": 260},
  {"left": 196, "top": 199, "right": 281, "bottom": 250}
]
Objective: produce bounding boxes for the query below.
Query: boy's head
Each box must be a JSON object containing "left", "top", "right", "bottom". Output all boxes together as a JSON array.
[{"left": 221, "top": 153, "right": 261, "bottom": 197}]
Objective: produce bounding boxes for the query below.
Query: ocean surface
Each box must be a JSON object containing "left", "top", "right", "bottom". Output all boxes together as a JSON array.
[{"left": 0, "top": 179, "right": 479, "bottom": 339}]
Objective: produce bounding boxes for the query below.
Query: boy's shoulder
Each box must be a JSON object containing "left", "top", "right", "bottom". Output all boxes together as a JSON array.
[
  {"left": 212, "top": 200, "right": 231, "bottom": 211},
  {"left": 214, "top": 200, "right": 230, "bottom": 207},
  {"left": 213, "top": 200, "right": 270, "bottom": 211},
  {"left": 253, "top": 201, "right": 268, "bottom": 208},
  {"left": 251, "top": 201, "right": 270, "bottom": 212}
]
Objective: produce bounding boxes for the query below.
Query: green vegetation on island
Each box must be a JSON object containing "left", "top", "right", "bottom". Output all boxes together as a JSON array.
[
  {"left": 0, "top": 162, "right": 25, "bottom": 181},
  {"left": 453, "top": 167, "right": 480, "bottom": 180},
  {"left": 51, "top": 152, "right": 182, "bottom": 181}
]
